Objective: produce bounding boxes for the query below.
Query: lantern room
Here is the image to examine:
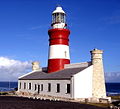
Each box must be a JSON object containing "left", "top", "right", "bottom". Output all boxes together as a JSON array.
[{"left": 51, "top": 6, "right": 67, "bottom": 29}]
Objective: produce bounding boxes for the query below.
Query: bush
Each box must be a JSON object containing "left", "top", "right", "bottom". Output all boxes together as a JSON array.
[{"left": 0, "top": 92, "right": 8, "bottom": 95}]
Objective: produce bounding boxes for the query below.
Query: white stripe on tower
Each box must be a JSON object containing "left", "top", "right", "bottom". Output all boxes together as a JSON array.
[{"left": 49, "top": 45, "right": 70, "bottom": 59}]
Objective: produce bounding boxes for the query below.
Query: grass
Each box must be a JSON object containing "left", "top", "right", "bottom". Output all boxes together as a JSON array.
[
  {"left": 86, "top": 103, "right": 110, "bottom": 108},
  {"left": 0, "top": 90, "right": 16, "bottom": 95},
  {"left": 109, "top": 95, "right": 120, "bottom": 100},
  {"left": 0, "top": 91, "right": 8, "bottom": 95}
]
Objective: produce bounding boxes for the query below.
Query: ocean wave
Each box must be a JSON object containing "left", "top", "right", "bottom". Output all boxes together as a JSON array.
[
  {"left": 0, "top": 87, "right": 14, "bottom": 91},
  {"left": 107, "top": 92, "right": 120, "bottom": 96}
]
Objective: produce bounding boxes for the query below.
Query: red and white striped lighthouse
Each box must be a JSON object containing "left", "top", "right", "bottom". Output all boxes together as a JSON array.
[{"left": 47, "top": 6, "right": 70, "bottom": 73}]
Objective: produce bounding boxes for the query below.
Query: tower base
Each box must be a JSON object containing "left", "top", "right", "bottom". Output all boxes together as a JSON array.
[{"left": 48, "top": 59, "right": 70, "bottom": 73}]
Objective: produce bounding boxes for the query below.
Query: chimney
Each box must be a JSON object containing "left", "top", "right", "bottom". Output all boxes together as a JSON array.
[
  {"left": 90, "top": 48, "right": 106, "bottom": 98},
  {"left": 32, "top": 61, "right": 40, "bottom": 71},
  {"left": 90, "top": 48, "right": 103, "bottom": 65}
]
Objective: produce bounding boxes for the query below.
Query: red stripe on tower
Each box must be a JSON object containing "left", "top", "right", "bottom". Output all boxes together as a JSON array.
[
  {"left": 48, "top": 29, "right": 70, "bottom": 45},
  {"left": 47, "top": 6, "right": 70, "bottom": 73}
]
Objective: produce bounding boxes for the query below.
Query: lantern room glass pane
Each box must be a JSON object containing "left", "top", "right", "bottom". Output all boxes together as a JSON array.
[{"left": 52, "top": 13, "right": 66, "bottom": 24}]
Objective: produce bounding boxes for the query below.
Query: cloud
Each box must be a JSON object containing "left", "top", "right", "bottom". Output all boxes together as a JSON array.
[
  {"left": 30, "top": 25, "right": 44, "bottom": 30},
  {"left": 102, "top": 16, "right": 120, "bottom": 24},
  {"left": 29, "top": 24, "right": 49, "bottom": 30},
  {"left": 1, "top": 56, "right": 119, "bottom": 83},
  {"left": 105, "top": 72, "right": 120, "bottom": 83},
  {"left": 0, "top": 57, "right": 31, "bottom": 81}
]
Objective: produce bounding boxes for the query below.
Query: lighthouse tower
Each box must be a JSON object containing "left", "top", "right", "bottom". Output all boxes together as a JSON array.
[{"left": 47, "top": 6, "right": 70, "bottom": 73}]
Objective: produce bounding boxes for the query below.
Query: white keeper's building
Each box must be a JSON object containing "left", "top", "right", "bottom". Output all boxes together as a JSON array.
[{"left": 18, "top": 49, "right": 108, "bottom": 102}]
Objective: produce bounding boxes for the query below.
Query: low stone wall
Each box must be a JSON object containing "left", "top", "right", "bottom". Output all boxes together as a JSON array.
[
  {"left": 78, "top": 97, "right": 111, "bottom": 103},
  {"left": 16, "top": 91, "right": 73, "bottom": 101},
  {"left": 16, "top": 91, "right": 111, "bottom": 103}
]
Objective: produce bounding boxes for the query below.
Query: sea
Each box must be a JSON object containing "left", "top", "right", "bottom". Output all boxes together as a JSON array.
[
  {"left": 106, "top": 83, "right": 120, "bottom": 95},
  {"left": 0, "top": 82, "right": 120, "bottom": 96},
  {"left": 0, "top": 82, "right": 18, "bottom": 92}
]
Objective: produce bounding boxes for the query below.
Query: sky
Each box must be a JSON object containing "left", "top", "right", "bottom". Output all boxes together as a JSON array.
[{"left": 0, "top": 0, "right": 120, "bottom": 82}]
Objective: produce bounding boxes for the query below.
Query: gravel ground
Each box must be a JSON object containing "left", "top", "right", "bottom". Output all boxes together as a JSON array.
[{"left": 0, "top": 96, "right": 108, "bottom": 109}]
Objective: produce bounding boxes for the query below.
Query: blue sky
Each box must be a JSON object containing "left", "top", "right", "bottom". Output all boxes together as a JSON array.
[{"left": 0, "top": 0, "right": 120, "bottom": 82}]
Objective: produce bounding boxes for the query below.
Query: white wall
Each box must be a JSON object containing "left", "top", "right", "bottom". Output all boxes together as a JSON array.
[
  {"left": 18, "top": 79, "right": 71, "bottom": 98},
  {"left": 72, "top": 65, "right": 93, "bottom": 98}
]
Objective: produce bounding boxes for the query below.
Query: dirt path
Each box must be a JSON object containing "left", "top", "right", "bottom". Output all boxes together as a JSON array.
[{"left": 0, "top": 96, "right": 107, "bottom": 109}]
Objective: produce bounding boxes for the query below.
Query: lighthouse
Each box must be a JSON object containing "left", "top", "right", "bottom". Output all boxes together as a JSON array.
[
  {"left": 18, "top": 5, "right": 108, "bottom": 102},
  {"left": 47, "top": 6, "right": 70, "bottom": 73}
]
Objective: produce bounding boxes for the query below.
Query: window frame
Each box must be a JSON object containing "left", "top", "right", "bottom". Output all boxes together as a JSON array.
[
  {"left": 34, "top": 84, "right": 37, "bottom": 91},
  {"left": 48, "top": 83, "right": 51, "bottom": 92},
  {"left": 41, "top": 84, "right": 43, "bottom": 91},
  {"left": 56, "top": 83, "right": 60, "bottom": 93},
  {"left": 24, "top": 82, "right": 26, "bottom": 89},
  {"left": 28, "top": 83, "right": 32, "bottom": 90},
  {"left": 66, "top": 84, "right": 70, "bottom": 94},
  {"left": 19, "top": 82, "right": 21, "bottom": 89}
]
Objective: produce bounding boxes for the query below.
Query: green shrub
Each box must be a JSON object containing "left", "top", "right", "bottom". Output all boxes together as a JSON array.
[{"left": 0, "top": 92, "right": 8, "bottom": 95}]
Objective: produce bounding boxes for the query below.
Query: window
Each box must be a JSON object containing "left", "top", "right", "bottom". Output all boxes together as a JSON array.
[
  {"left": 29, "top": 83, "right": 31, "bottom": 90},
  {"left": 57, "top": 84, "right": 60, "bottom": 93},
  {"left": 35, "top": 84, "right": 37, "bottom": 90},
  {"left": 66, "top": 84, "right": 70, "bottom": 94},
  {"left": 48, "top": 83, "right": 51, "bottom": 92},
  {"left": 24, "top": 83, "right": 26, "bottom": 89},
  {"left": 19, "top": 82, "right": 21, "bottom": 89},
  {"left": 41, "top": 84, "right": 43, "bottom": 91},
  {"left": 64, "top": 51, "right": 67, "bottom": 58},
  {"left": 38, "top": 85, "right": 40, "bottom": 93}
]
